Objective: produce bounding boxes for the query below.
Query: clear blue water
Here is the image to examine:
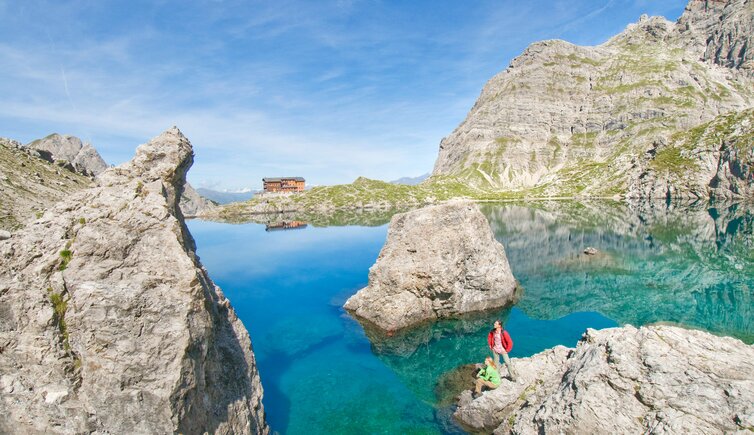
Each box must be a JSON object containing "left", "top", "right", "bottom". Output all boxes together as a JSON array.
[{"left": 187, "top": 201, "right": 754, "bottom": 434}]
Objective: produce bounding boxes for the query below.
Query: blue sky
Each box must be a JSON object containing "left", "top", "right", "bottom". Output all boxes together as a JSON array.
[{"left": 0, "top": 0, "right": 687, "bottom": 190}]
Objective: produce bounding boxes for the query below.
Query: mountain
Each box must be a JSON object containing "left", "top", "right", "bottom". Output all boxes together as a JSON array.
[
  {"left": 26, "top": 133, "right": 109, "bottom": 177},
  {"left": 390, "top": 173, "right": 430, "bottom": 185},
  {"left": 196, "top": 187, "right": 256, "bottom": 204},
  {"left": 432, "top": 0, "right": 754, "bottom": 200}
]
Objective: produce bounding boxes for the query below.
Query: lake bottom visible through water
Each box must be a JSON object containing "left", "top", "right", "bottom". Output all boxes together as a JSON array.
[{"left": 188, "top": 200, "right": 754, "bottom": 434}]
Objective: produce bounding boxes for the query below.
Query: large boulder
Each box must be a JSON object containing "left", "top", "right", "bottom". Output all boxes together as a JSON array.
[
  {"left": 344, "top": 200, "right": 518, "bottom": 332},
  {"left": 0, "top": 127, "right": 268, "bottom": 434},
  {"left": 454, "top": 325, "right": 754, "bottom": 434}
]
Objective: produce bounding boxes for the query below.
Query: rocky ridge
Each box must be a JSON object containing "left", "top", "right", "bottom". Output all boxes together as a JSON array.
[
  {"left": 0, "top": 128, "right": 268, "bottom": 434},
  {"left": 432, "top": 0, "right": 754, "bottom": 199},
  {"left": 344, "top": 200, "right": 518, "bottom": 331},
  {"left": 454, "top": 325, "right": 754, "bottom": 434},
  {"left": 27, "top": 133, "right": 109, "bottom": 177}
]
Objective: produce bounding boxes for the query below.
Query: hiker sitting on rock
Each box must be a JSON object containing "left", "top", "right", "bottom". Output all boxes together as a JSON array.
[{"left": 474, "top": 357, "right": 501, "bottom": 398}]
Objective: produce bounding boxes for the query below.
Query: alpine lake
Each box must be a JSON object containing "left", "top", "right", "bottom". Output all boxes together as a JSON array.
[{"left": 187, "top": 200, "right": 754, "bottom": 434}]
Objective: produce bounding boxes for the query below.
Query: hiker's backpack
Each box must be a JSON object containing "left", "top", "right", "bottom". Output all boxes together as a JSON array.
[{"left": 502, "top": 330, "right": 513, "bottom": 353}]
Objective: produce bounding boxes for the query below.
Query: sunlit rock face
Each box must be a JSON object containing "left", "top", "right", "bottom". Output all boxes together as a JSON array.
[
  {"left": 0, "top": 128, "right": 268, "bottom": 434},
  {"left": 26, "top": 133, "right": 108, "bottom": 177},
  {"left": 432, "top": 0, "right": 754, "bottom": 199},
  {"left": 454, "top": 325, "right": 754, "bottom": 434},
  {"left": 345, "top": 200, "right": 518, "bottom": 332}
]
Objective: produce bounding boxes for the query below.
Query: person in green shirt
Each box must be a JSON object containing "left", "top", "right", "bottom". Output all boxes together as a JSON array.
[{"left": 474, "top": 356, "right": 501, "bottom": 397}]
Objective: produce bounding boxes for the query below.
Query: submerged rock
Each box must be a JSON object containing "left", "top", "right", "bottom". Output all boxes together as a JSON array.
[
  {"left": 0, "top": 127, "right": 268, "bottom": 434},
  {"left": 454, "top": 325, "right": 754, "bottom": 434},
  {"left": 344, "top": 200, "right": 518, "bottom": 332},
  {"left": 583, "top": 246, "right": 599, "bottom": 255},
  {"left": 435, "top": 364, "right": 481, "bottom": 408}
]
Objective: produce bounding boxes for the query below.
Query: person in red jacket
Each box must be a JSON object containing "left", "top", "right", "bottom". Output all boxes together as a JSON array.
[{"left": 487, "top": 319, "right": 517, "bottom": 381}]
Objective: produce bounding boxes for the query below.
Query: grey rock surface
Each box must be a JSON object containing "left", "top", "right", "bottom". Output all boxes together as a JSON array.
[
  {"left": 0, "top": 127, "right": 268, "bottom": 434},
  {"left": 344, "top": 200, "right": 518, "bottom": 331},
  {"left": 679, "top": 0, "right": 754, "bottom": 72},
  {"left": 432, "top": 0, "right": 754, "bottom": 199},
  {"left": 26, "top": 133, "right": 108, "bottom": 177},
  {"left": 454, "top": 325, "right": 754, "bottom": 434},
  {"left": 180, "top": 182, "right": 218, "bottom": 217}
]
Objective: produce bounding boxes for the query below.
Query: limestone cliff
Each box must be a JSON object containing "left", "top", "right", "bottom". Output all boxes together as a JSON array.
[
  {"left": 0, "top": 128, "right": 268, "bottom": 434},
  {"left": 453, "top": 325, "right": 754, "bottom": 434},
  {"left": 432, "top": 0, "right": 754, "bottom": 199},
  {"left": 344, "top": 200, "right": 518, "bottom": 332}
]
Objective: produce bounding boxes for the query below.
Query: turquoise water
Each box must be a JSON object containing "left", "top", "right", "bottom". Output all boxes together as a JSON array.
[{"left": 187, "top": 201, "right": 753, "bottom": 434}]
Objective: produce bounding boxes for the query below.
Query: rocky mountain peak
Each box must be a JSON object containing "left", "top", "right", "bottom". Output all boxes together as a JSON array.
[
  {"left": 609, "top": 14, "right": 674, "bottom": 45},
  {"left": 431, "top": 0, "right": 754, "bottom": 198},
  {"left": 26, "top": 133, "right": 108, "bottom": 177},
  {"left": 112, "top": 126, "right": 192, "bottom": 184},
  {"left": 98, "top": 126, "right": 194, "bottom": 219}
]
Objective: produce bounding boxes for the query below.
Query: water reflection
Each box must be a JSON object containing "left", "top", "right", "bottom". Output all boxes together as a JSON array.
[
  {"left": 265, "top": 220, "right": 308, "bottom": 231},
  {"left": 206, "top": 207, "right": 409, "bottom": 227},
  {"left": 480, "top": 200, "right": 754, "bottom": 343}
]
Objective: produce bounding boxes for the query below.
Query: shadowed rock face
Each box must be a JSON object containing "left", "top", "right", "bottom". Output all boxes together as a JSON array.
[
  {"left": 344, "top": 200, "right": 518, "bottom": 332},
  {"left": 0, "top": 127, "right": 268, "bottom": 434},
  {"left": 679, "top": 0, "right": 754, "bottom": 71},
  {"left": 454, "top": 325, "right": 754, "bottom": 434}
]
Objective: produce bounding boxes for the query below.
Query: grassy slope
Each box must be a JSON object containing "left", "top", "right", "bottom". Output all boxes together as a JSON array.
[{"left": 0, "top": 141, "right": 92, "bottom": 230}]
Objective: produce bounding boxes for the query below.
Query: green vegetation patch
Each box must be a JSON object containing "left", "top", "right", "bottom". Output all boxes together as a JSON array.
[
  {"left": 650, "top": 147, "right": 699, "bottom": 175},
  {"left": 559, "top": 53, "right": 603, "bottom": 67},
  {"left": 571, "top": 131, "right": 598, "bottom": 149},
  {"left": 48, "top": 288, "right": 71, "bottom": 351},
  {"left": 59, "top": 249, "right": 73, "bottom": 271}
]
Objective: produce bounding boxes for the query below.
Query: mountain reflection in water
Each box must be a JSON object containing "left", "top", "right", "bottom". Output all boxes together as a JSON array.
[
  {"left": 480, "top": 200, "right": 754, "bottom": 344},
  {"left": 188, "top": 199, "right": 754, "bottom": 435}
]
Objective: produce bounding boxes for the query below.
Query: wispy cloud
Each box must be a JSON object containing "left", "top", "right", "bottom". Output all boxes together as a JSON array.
[{"left": 0, "top": 0, "right": 688, "bottom": 190}]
